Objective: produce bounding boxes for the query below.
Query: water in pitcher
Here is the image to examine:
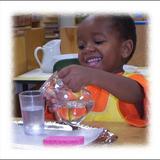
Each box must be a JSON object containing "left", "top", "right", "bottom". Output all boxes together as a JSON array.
[{"left": 21, "top": 106, "right": 44, "bottom": 135}]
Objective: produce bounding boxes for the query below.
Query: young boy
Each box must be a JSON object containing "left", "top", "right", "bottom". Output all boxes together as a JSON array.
[{"left": 46, "top": 14, "right": 148, "bottom": 127}]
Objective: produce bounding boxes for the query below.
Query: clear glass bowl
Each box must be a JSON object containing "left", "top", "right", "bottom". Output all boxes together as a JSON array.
[
  {"left": 40, "top": 72, "right": 94, "bottom": 127},
  {"left": 55, "top": 88, "right": 94, "bottom": 126}
]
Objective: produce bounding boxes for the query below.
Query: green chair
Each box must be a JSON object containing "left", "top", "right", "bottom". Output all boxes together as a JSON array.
[{"left": 53, "top": 58, "right": 80, "bottom": 72}]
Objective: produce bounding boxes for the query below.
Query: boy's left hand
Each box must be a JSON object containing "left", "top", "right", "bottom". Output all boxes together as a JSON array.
[{"left": 58, "top": 64, "right": 94, "bottom": 92}]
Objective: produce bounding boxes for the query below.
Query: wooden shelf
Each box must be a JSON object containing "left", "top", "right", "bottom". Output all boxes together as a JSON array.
[
  {"left": 40, "top": 15, "right": 60, "bottom": 40},
  {"left": 45, "top": 35, "right": 59, "bottom": 39}
]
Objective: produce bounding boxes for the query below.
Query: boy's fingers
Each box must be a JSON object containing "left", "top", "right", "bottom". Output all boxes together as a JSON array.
[
  {"left": 63, "top": 75, "right": 71, "bottom": 85},
  {"left": 58, "top": 66, "right": 71, "bottom": 78}
]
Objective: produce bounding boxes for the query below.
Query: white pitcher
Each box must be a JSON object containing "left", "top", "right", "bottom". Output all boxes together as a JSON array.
[{"left": 34, "top": 39, "right": 61, "bottom": 73}]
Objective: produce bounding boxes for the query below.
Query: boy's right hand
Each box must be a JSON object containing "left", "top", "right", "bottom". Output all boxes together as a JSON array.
[{"left": 58, "top": 64, "right": 95, "bottom": 92}]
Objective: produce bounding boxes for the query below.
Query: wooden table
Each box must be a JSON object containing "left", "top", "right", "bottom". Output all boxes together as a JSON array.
[{"left": 83, "top": 121, "right": 147, "bottom": 145}]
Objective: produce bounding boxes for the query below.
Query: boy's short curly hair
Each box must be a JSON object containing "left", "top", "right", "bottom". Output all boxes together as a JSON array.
[{"left": 108, "top": 14, "right": 137, "bottom": 63}]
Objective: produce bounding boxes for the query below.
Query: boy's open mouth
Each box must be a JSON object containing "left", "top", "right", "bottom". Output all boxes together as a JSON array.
[{"left": 85, "top": 55, "right": 103, "bottom": 67}]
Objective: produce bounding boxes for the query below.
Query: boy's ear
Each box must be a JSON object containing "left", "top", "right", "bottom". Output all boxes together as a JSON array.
[{"left": 121, "top": 40, "right": 133, "bottom": 59}]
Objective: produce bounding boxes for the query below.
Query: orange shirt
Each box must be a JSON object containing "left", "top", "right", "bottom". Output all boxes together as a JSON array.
[{"left": 85, "top": 72, "right": 148, "bottom": 127}]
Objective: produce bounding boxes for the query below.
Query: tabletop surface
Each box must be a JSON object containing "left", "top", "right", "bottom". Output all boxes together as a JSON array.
[
  {"left": 13, "top": 68, "right": 52, "bottom": 81},
  {"left": 84, "top": 121, "right": 147, "bottom": 145}
]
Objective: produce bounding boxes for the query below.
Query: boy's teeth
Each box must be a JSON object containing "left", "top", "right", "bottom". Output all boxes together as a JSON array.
[
  {"left": 86, "top": 57, "right": 102, "bottom": 67},
  {"left": 87, "top": 57, "right": 102, "bottom": 63}
]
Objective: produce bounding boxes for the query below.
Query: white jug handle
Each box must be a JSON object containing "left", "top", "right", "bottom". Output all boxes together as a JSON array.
[{"left": 34, "top": 47, "right": 43, "bottom": 68}]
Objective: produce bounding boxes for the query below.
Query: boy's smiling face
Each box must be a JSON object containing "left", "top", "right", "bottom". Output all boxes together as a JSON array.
[{"left": 77, "top": 16, "right": 126, "bottom": 73}]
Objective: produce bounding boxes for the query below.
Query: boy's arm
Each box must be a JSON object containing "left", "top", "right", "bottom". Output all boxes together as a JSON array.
[
  {"left": 91, "top": 69, "right": 145, "bottom": 104},
  {"left": 87, "top": 69, "right": 146, "bottom": 119},
  {"left": 58, "top": 65, "right": 145, "bottom": 118}
]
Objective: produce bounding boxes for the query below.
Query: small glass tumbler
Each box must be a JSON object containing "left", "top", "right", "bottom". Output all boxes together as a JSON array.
[{"left": 19, "top": 90, "right": 45, "bottom": 135}]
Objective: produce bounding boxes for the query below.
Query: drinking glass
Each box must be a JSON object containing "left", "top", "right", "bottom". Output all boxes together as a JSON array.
[{"left": 19, "top": 90, "right": 45, "bottom": 135}]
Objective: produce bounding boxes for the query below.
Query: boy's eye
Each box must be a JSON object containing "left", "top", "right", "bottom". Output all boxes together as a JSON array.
[
  {"left": 94, "top": 40, "right": 105, "bottom": 45},
  {"left": 78, "top": 43, "right": 85, "bottom": 50}
]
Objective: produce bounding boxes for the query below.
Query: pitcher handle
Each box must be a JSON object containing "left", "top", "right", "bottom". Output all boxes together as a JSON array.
[{"left": 34, "top": 47, "right": 43, "bottom": 68}]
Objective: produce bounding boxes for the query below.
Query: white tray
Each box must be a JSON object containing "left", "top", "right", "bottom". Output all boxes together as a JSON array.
[{"left": 12, "top": 121, "right": 103, "bottom": 148}]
